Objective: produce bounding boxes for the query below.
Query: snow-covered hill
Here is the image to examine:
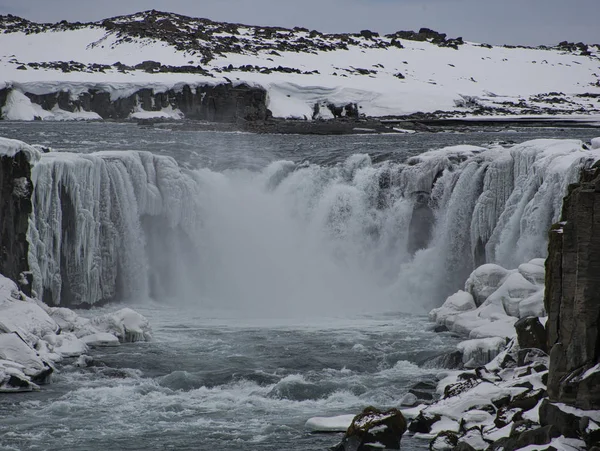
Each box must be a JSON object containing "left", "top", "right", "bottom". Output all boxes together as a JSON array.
[{"left": 1, "top": 10, "right": 599, "bottom": 120}]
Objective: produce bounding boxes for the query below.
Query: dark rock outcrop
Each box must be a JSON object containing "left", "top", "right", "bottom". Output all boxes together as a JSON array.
[
  {"left": 332, "top": 406, "right": 407, "bottom": 451},
  {"left": 545, "top": 164, "right": 600, "bottom": 410},
  {"left": 514, "top": 316, "right": 547, "bottom": 352},
  {"left": 0, "top": 150, "right": 33, "bottom": 286},
  {"left": 1, "top": 83, "right": 271, "bottom": 122},
  {"left": 407, "top": 192, "right": 435, "bottom": 255}
]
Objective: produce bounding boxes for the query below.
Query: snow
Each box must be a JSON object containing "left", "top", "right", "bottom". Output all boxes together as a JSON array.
[
  {"left": 0, "top": 333, "right": 47, "bottom": 376},
  {"left": 464, "top": 264, "right": 511, "bottom": 306},
  {"left": 0, "top": 271, "right": 151, "bottom": 391},
  {"left": 457, "top": 337, "right": 507, "bottom": 368},
  {"left": 429, "top": 290, "right": 476, "bottom": 323},
  {"left": 1, "top": 89, "right": 103, "bottom": 121},
  {"left": 81, "top": 333, "right": 120, "bottom": 347},
  {"left": 0, "top": 136, "right": 42, "bottom": 162},
  {"left": 0, "top": 16, "right": 598, "bottom": 119},
  {"left": 554, "top": 403, "right": 600, "bottom": 423},
  {"left": 518, "top": 290, "right": 546, "bottom": 318},
  {"left": 53, "top": 333, "right": 89, "bottom": 357},
  {"left": 592, "top": 137, "right": 600, "bottom": 150},
  {"left": 305, "top": 414, "right": 355, "bottom": 432},
  {"left": 129, "top": 104, "right": 183, "bottom": 120},
  {"left": 580, "top": 363, "right": 600, "bottom": 380}
]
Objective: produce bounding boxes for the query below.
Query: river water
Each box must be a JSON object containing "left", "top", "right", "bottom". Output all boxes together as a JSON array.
[{"left": 0, "top": 122, "right": 598, "bottom": 451}]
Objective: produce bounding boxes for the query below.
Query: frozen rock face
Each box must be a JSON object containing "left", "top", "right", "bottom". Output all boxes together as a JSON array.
[
  {"left": 23, "top": 138, "right": 598, "bottom": 309},
  {"left": 0, "top": 83, "right": 271, "bottom": 122},
  {"left": 545, "top": 165, "right": 600, "bottom": 410},
  {"left": 0, "top": 138, "right": 41, "bottom": 291}
]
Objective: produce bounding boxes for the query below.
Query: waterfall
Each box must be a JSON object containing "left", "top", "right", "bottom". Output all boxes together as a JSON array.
[{"left": 27, "top": 139, "right": 595, "bottom": 312}]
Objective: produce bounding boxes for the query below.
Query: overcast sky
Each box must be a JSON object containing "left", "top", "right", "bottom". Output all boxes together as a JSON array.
[{"left": 0, "top": 0, "right": 598, "bottom": 46}]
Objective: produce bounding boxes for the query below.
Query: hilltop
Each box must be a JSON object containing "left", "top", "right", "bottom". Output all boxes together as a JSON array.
[{"left": 0, "top": 10, "right": 599, "bottom": 122}]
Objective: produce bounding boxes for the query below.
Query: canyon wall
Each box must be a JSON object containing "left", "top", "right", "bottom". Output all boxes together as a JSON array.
[
  {"left": 545, "top": 164, "right": 600, "bottom": 410},
  {"left": 0, "top": 83, "right": 271, "bottom": 122}
]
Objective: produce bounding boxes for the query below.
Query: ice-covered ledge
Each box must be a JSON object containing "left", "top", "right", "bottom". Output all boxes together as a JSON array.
[{"left": 0, "top": 273, "right": 151, "bottom": 392}]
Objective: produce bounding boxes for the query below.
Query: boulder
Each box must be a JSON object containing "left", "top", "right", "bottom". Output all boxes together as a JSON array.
[
  {"left": 490, "top": 272, "right": 539, "bottom": 318},
  {"left": 0, "top": 332, "right": 52, "bottom": 384},
  {"left": 539, "top": 399, "right": 581, "bottom": 438},
  {"left": 518, "top": 290, "right": 545, "bottom": 318},
  {"left": 408, "top": 411, "right": 441, "bottom": 433},
  {"left": 518, "top": 262, "right": 545, "bottom": 285},
  {"left": 429, "top": 430, "right": 458, "bottom": 450},
  {"left": 464, "top": 264, "right": 511, "bottom": 306},
  {"left": 429, "top": 291, "right": 476, "bottom": 324},
  {"left": 332, "top": 406, "right": 407, "bottom": 451},
  {"left": 81, "top": 333, "right": 120, "bottom": 347},
  {"left": 514, "top": 316, "right": 547, "bottom": 352},
  {"left": 457, "top": 337, "right": 506, "bottom": 368}
]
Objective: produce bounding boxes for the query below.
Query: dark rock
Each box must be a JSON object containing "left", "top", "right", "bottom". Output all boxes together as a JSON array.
[
  {"left": 545, "top": 166, "right": 600, "bottom": 410},
  {"left": 494, "top": 407, "right": 523, "bottom": 428},
  {"left": 1, "top": 84, "right": 271, "bottom": 123},
  {"left": 444, "top": 374, "right": 481, "bottom": 398},
  {"left": 408, "top": 411, "right": 441, "bottom": 433},
  {"left": 434, "top": 324, "right": 449, "bottom": 333},
  {"left": 581, "top": 416, "right": 600, "bottom": 448},
  {"left": 510, "top": 420, "right": 539, "bottom": 436},
  {"left": 491, "top": 394, "right": 511, "bottom": 410},
  {"left": 539, "top": 399, "right": 581, "bottom": 438},
  {"left": 507, "top": 388, "right": 546, "bottom": 412},
  {"left": 409, "top": 388, "right": 435, "bottom": 401},
  {"left": 0, "top": 151, "right": 33, "bottom": 284},
  {"left": 429, "top": 430, "right": 459, "bottom": 450},
  {"left": 332, "top": 406, "right": 407, "bottom": 451},
  {"left": 514, "top": 316, "right": 547, "bottom": 352},
  {"left": 408, "top": 192, "right": 435, "bottom": 255},
  {"left": 422, "top": 350, "right": 464, "bottom": 370},
  {"left": 513, "top": 425, "right": 560, "bottom": 450}
]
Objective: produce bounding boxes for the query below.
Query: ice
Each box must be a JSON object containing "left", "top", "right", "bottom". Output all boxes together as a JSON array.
[
  {"left": 81, "top": 333, "right": 120, "bottom": 347},
  {"left": 429, "top": 291, "right": 476, "bottom": 324},
  {"left": 464, "top": 264, "right": 512, "bottom": 306},
  {"left": 486, "top": 272, "right": 539, "bottom": 318},
  {"left": 0, "top": 136, "right": 42, "bottom": 162},
  {"left": 517, "top": 262, "right": 545, "bottom": 286},
  {"left": 591, "top": 137, "right": 600, "bottom": 149},
  {"left": 53, "top": 332, "right": 89, "bottom": 357},
  {"left": 91, "top": 308, "right": 151, "bottom": 343},
  {"left": 129, "top": 104, "right": 184, "bottom": 120},
  {"left": 0, "top": 333, "right": 47, "bottom": 377},
  {"left": 304, "top": 414, "right": 355, "bottom": 432},
  {"left": 457, "top": 337, "right": 507, "bottom": 368},
  {"left": 518, "top": 290, "right": 546, "bottom": 318},
  {"left": 0, "top": 269, "right": 151, "bottom": 390}
]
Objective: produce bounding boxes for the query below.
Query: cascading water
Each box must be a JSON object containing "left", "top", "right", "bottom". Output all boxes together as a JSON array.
[{"left": 26, "top": 138, "right": 595, "bottom": 311}]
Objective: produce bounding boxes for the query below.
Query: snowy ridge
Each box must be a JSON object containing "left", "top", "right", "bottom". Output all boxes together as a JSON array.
[
  {"left": 23, "top": 137, "right": 600, "bottom": 308},
  {"left": 1, "top": 11, "right": 599, "bottom": 119}
]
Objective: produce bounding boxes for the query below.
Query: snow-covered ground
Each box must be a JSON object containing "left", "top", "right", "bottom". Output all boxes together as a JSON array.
[{"left": 0, "top": 11, "right": 599, "bottom": 120}]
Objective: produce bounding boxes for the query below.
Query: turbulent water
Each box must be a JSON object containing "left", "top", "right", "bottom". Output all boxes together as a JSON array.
[{"left": 0, "top": 122, "right": 599, "bottom": 450}]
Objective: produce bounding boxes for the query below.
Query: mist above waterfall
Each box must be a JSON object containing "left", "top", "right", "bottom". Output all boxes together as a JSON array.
[{"left": 26, "top": 136, "right": 597, "bottom": 313}]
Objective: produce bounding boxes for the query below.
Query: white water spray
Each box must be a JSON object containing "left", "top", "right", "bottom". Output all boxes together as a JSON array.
[{"left": 27, "top": 139, "right": 595, "bottom": 313}]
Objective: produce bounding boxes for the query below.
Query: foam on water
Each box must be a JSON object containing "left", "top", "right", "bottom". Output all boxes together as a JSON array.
[{"left": 0, "top": 308, "right": 449, "bottom": 451}]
